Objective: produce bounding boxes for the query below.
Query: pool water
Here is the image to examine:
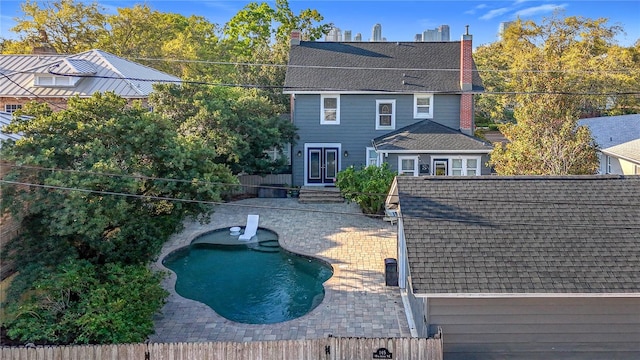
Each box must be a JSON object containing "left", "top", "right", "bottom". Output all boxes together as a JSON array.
[{"left": 163, "top": 228, "right": 333, "bottom": 324}]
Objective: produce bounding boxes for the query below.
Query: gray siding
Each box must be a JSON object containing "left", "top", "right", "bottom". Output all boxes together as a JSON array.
[
  {"left": 422, "top": 297, "right": 640, "bottom": 359},
  {"left": 292, "top": 93, "right": 463, "bottom": 186}
]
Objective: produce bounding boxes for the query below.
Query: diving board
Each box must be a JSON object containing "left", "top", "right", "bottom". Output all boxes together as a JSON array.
[{"left": 239, "top": 214, "right": 259, "bottom": 241}]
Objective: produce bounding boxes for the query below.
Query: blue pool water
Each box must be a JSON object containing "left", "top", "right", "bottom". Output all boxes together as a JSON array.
[{"left": 162, "top": 228, "right": 333, "bottom": 324}]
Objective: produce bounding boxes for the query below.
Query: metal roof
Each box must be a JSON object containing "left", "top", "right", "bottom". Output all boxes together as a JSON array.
[
  {"left": 0, "top": 111, "right": 23, "bottom": 146},
  {"left": 0, "top": 49, "right": 181, "bottom": 98}
]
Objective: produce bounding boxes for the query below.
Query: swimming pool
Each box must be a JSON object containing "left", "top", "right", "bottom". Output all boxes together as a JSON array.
[{"left": 162, "top": 227, "right": 333, "bottom": 324}]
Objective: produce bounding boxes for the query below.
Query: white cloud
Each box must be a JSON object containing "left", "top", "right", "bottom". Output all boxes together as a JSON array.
[
  {"left": 480, "top": 7, "right": 511, "bottom": 20},
  {"left": 465, "top": 3, "right": 488, "bottom": 15},
  {"left": 514, "top": 3, "right": 567, "bottom": 17}
]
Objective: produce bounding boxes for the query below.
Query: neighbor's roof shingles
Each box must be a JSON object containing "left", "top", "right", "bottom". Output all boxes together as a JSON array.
[
  {"left": 396, "top": 176, "right": 640, "bottom": 295},
  {"left": 284, "top": 41, "right": 483, "bottom": 93}
]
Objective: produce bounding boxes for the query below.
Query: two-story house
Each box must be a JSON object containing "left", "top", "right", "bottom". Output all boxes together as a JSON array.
[
  {"left": 0, "top": 49, "right": 180, "bottom": 112},
  {"left": 284, "top": 29, "right": 492, "bottom": 187}
]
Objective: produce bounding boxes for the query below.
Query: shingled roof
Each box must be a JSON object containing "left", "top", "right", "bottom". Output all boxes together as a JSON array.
[
  {"left": 284, "top": 41, "right": 483, "bottom": 93},
  {"left": 395, "top": 175, "right": 640, "bottom": 295},
  {"left": 373, "top": 120, "right": 492, "bottom": 152}
]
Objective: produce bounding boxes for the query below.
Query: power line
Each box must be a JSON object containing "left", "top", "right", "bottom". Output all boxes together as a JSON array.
[
  {"left": 131, "top": 57, "right": 636, "bottom": 75},
  {"left": 2, "top": 179, "right": 639, "bottom": 230},
  {"left": 4, "top": 163, "right": 640, "bottom": 208},
  {"left": 5, "top": 161, "right": 639, "bottom": 209},
  {"left": 0, "top": 70, "right": 66, "bottom": 110},
  {"left": 42, "top": 66, "right": 640, "bottom": 97}
]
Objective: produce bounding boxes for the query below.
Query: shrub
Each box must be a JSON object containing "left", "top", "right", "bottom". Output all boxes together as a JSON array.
[
  {"left": 4, "top": 259, "right": 168, "bottom": 345},
  {"left": 336, "top": 163, "right": 396, "bottom": 215}
]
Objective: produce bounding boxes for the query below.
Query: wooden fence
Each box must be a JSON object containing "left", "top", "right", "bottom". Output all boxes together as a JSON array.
[{"left": 0, "top": 337, "right": 442, "bottom": 360}]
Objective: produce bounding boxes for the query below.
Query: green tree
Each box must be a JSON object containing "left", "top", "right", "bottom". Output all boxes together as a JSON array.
[
  {"left": 150, "top": 84, "right": 296, "bottom": 175},
  {"left": 336, "top": 164, "right": 396, "bottom": 215},
  {"left": 4, "top": 0, "right": 106, "bottom": 54},
  {"left": 483, "top": 12, "right": 630, "bottom": 175},
  {"left": 1, "top": 93, "right": 236, "bottom": 268},
  {"left": 221, "top": 0, "right": 330, "bottom": 105},
  {"left": 1, "top": 92, "right": 238, "bottom": 344}
]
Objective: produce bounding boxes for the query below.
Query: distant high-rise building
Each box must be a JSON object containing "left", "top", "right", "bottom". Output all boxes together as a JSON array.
[
  {"left": 344, "top": 30, "right": 352, "bottom": 41},
  {"left": 325, "top": 27, "right": 342, "bottom": 42},
  {"left": 414, "top": 33, "right": 423, "bottom": 42},
  {"left": 371, "top": 23, "right": 382, "bottom": 42},
  {"left": 439, "top": 25, "right": 450, "bottom": 41},
  {"left": 354, "top": 33, "right": 362, "bottom": 41},
  {"left": 422, "top": 25, "right": 450, "bottom": 42},
  {"left": 498, "top": 21, "right": 514, "bottom": 40},
  {"left": 422, "top": 29, "right": 439, "bottom": 42}
]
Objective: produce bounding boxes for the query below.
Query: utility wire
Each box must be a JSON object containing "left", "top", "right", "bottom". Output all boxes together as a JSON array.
[
  {"left": 0, "top": 70, "right": 66, "bottom": 110},
  {"left": 4, "top": 163, "right": 640, "bottom": 208},
  {"left": 43, "top": 66, "right": 640, "bottom": 96},
  {"left": 2, "top": 179, "right": 639, "bottom": 230}
]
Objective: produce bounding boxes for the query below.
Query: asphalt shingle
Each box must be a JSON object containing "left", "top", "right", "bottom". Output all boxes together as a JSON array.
[
  {"left": 284, "top": 41, "right": 483, "bottom": 93},
  {"left": 395, "top": 176, "right": 640, "bottom": 294}
]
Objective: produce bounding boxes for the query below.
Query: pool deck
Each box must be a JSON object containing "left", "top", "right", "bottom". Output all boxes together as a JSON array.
[{"left": 149, "top": 198, "right": 411, "bottom": 342}]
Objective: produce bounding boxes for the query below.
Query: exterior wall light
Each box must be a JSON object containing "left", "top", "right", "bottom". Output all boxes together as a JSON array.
[
  {"left": 297, "top": 150, "right": 302, "bottom": 157},
  {"left": 344, "top": 151, "right": 349, "bottom": 157}
]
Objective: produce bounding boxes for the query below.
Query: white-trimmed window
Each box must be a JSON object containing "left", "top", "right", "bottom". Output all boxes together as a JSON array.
[
  {"left": 34, "top": 75, "right": 76, "bottom": 87},
  {"left": 398, "top": 156, "right": 419, "bottom": 176},
  {"left": 606, "top": 155, "right": 612, "bottom": 174},
  {"left": 376, "top": 99, "right": 395, "bottom": 130},
  {"left": 366, "top": 147, "right": 379, "bottom": 167},
  {"left": 450, "top": 156, "right": 481, "bottom": 176},
  {"left": 320, "top": 94, "right": 340, "bottom": 124},
  {"left": 4, "top": 104, "right": 22, "bottom": 113},
  {"left": 413, "top": 94, "right": 433, "bottom": 119}
]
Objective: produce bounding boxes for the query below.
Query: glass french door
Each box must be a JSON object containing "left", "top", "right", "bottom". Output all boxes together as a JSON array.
[{"left": 307, "top": 147, "right": 339, "bottom": 185}]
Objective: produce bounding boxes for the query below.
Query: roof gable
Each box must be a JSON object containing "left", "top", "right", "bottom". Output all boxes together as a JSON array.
[
  {"left": 373, "top": 120, "right": 492, "bottom": 152},
  {"left": 284, "top": 41, "right": 483, "bottom": 93},
  {"left": 395, "top": 176, "right": 640, "bottom": 295}
]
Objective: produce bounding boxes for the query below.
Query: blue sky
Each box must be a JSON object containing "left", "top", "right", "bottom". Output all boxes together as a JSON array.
[{"left": 1, "top": 0, "right": 639, "bottom": 48}]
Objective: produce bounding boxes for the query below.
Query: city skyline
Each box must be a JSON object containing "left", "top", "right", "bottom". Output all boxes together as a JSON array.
[{"left": 1, "top": 1, "right": 638, "bottom": 48}]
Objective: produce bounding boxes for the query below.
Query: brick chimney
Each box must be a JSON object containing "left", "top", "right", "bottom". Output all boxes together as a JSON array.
[
  {"left": 459, "top": 25, "right": 474, "bottom": 136},
  {"left": 290, "top": 30, "right": 301, "bottom": 46}
]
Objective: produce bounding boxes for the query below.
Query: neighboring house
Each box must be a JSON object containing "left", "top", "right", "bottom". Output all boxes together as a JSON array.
[
  {"left": 578, "top": 114, "right": 640, "bottom": 175},
  {"left": 387, "top": 175, "right": 640, "bottom": 359},
  {"left": 0, "top": 49, "right": 180, "bottom": 111},
  {"left": 284, "top": 30, "right": 492, "bottom": 187},
  {"left": 601, "top": 139, "right": 640, "bottom": 175}
]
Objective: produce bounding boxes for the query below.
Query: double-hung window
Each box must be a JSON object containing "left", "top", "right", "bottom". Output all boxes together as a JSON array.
[
  {"left": 321, "top": 95, "right": 340, "bottom": 124},
  {"left": 413, "top": 94, "right": 433, "bottom": 119},
  {"left": 376, "top": 99, "right": 395, "bottom": 130},
  {"left": 398, "top": 156, "right": 419, "bottom": 176},
  {"left": 451, "top": 157, "right": 481, "bottom": 176}
]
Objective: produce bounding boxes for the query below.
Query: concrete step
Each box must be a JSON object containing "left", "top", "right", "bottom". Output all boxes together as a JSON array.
[{"left": 298, "top": 186, "right": 344, "bottom": 203}]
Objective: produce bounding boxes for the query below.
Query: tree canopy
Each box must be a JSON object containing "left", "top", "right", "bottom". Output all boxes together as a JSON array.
[
  {"left": 0, "top": 92, "right": 237, "bottom": 344},
  {"left": 478, "top": 12, "right": 638, "bottom": 175},
  {"left": 150, "top": 84, "right": 297, "bottom": 175}
]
